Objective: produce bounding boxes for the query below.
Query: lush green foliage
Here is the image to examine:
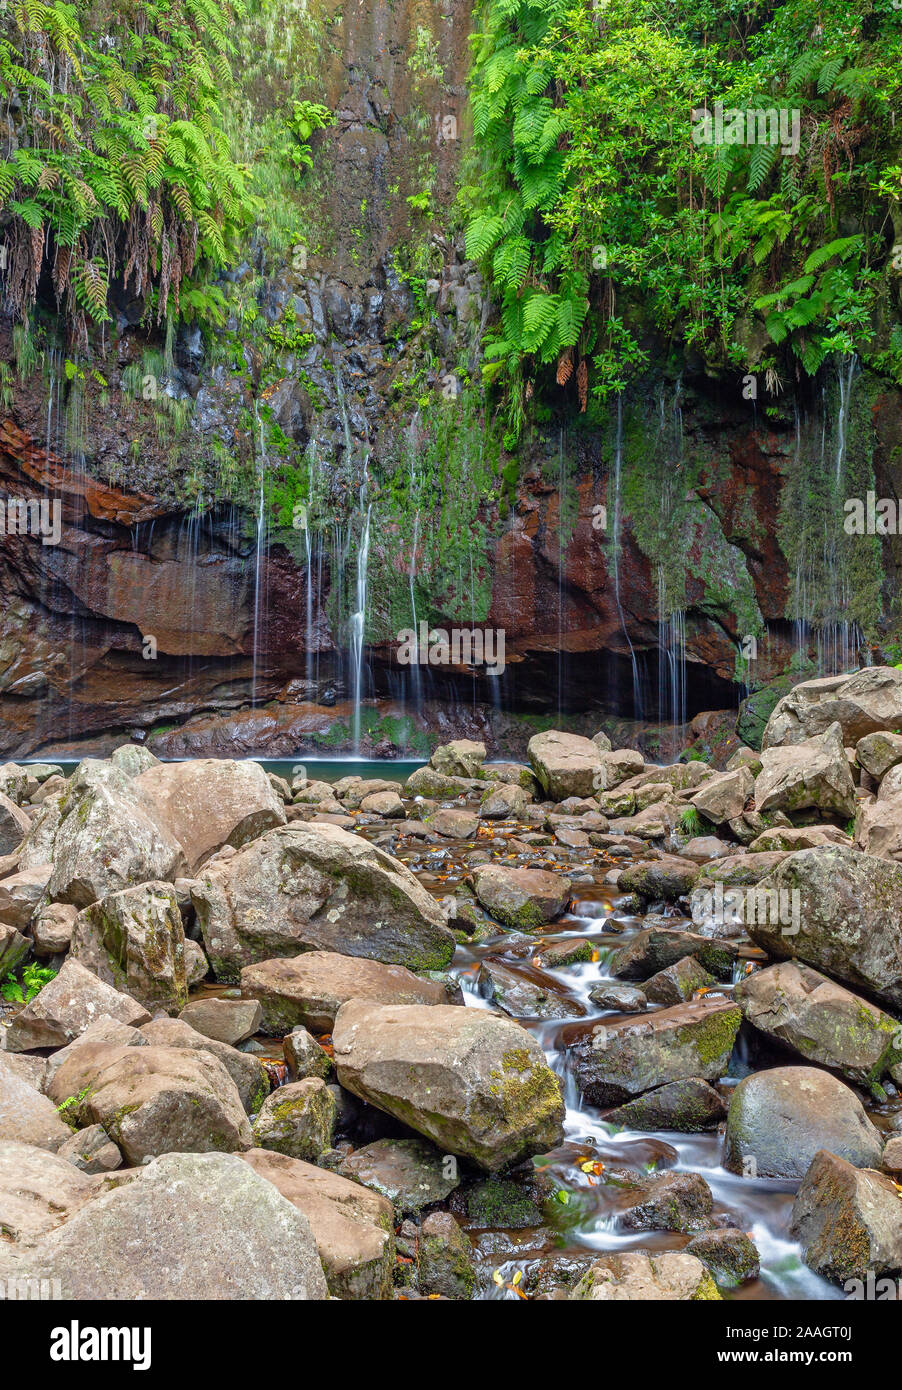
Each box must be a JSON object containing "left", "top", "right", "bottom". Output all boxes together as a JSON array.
[
  {"left": 1, "top": 962, "right": 56, "bottom": 1004},
  {"left": 462, "top": 0, "right": 902, "bottom": 429},
  {"left": 0, "top": 0, "right": 254, "bottom": 337}
]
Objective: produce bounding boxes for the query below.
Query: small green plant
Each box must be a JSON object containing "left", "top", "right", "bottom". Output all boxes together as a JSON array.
[
  {"left": 677, "top": 807, "right": 704, "bottom": 838},
  {"left": 284, "top": 100, "right": 335, "bottom": 181},
  {"left": 1, "top": 962, "right": 56, "bottom": 1005},
  {"left": 56, "top": 1086, "right": 93, "bottom": 1117}
]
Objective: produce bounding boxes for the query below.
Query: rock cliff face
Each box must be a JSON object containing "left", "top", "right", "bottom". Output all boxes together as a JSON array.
[{"left": 1, "top": 0, "right": 901, "bottom": 760}]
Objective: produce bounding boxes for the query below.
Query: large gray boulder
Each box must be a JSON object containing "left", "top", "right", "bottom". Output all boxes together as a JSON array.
[
  {"left": 71, "top": 881, "right": 188, "bottom": 1014},
  {"left": 0, "top": 1055, "right": 72, "bottom": 1151},
  {"left": 855, "top": 730, "right": 902, "bottom": 781},
  {"left": 736, "top": 961, "right": 902, "bottom": 1090},
  {"left": 0, "top": 791, "right": 30, "bottom": 855},
  {"left": 138, "top": 1017, "right": 270, "bottom": 1115},
  {"left": 690, "top": 767, "right": 754, "bottom": 825},
  {"left": 47, "top": 1042, "right": 252, "bottom": 1165},
  {"left": 723, "top": 1067, "right": 884, "bottom": 1178},
  {"left": 0, "top": 1141, "right": 97, "bottom": 1242},
  {"left": 791, "top": 1149, "right": 902, "bottom": 1284},
  {"left": 0, "top": 864, "right": 50, "bottom": 930},
  {"left": 527, "top": 730, "right": 606, "bottom": 799},
  {"left": 239, "top": 1148, "right": 394, "bottom": 1299},
  {"left": 134, "top": 758, "right": 286, "bottom": 873},
  {"left": 47, "top": 760, "right": 186, "bottom": 907},
  {"left": 763, "top": 666, "right": 902, "bottom": 748},
  {"left": 0, "top": 1151, "right": 328, "bottom": 1299},
  {"left": 191, "top": 822, "right": 454, "bottom": 981},
  {"left": 240, "top": 951, "right": 448, "bottom": 1034},
  {"left": 333, "top": 1001, "right": 564, "bottom": 1171},
  {"left": 754, "top": 722, "right": 856, "bottom": 818},
  {"left": 568, "top": 1000, "right": 741, "bottom": 1107},
  {"left": 4, "top": 958, "right": 151, "bottom": 1052},
  {"left": 747, "top": 847, "right": 902, "bottom": 1010}
]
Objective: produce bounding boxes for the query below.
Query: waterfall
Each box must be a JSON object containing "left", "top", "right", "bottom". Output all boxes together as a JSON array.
[
  {"left": 250, "top": 474, "right": 266, "bottom": 707},
  {"left": 609, "top": 395, "right": 643, "bottom": 717},
  {"left": 408, "top": 508, "right": 423, "bottom": 717},
  {"left": 349, "top": 473, "right": 371, "bottom": 753}
]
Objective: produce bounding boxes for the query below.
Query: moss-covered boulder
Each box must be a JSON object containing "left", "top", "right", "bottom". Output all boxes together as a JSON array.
[
  {"left": 568, "top": 1000, "right": 741, "bottom": 1107},
  {"left": 736, "top": 961, "right": 902, "bottom": 1091},
  {"left": 332, "top": 1001, "right": 565, "bottom": 1171},
  {"left": 417, "top": 1211, "right": 476, "bottom": 1299},
  {"left": 471, "top": 865, "right": 571, "bottom": 930},
  {"left": 617, "top": 1169, "right": 715, "bottom": 1234},
  {"left": 252, "top": 1077, "right": 336, "bottom": 1162},
  {"left": 340, "top": 1136, "right": 460, "bottom": 1216},
  {"left": 603, "top": 1078, "right": 726, "bottom": 1132},
  {"left": 685, "top": 1228, "right": 760, "bottom": 1287},
  {"left": 754, "top": 721, "right": 856, "bottom": 819},
  {"left": 608, "top": 927, "right": 737, "bottom": 983},
  {"left": 790, "top": 1149, "right": 902, "bottom": 1285},
  {"left": 527, "top": 730, "right": 607, "bottom": 799},
  {"left": 748, "top": 846, "right": 902, "bottom": 1010},
  {"left": 429, "top": 740, "right": 487, "bottom": 780}
]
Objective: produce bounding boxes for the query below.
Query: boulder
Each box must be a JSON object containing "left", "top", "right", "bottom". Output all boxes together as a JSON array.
[
  {"left": 603, "top": 1078, "right": 726, "bottom": 1132},
  {"left": 71, "top": 881, "right": 188, "bottom": 1014},
  {"left": 134, "top": 758, "right": 286, "bottom": 872},
  {"left": 417, "top": 1211, "right": 476, "bottom": 1299},
  {"left": 527, "top": 731, "right": 606, "bottom": 799},
  {"left": 404, "top": 767, "right": 479, "bottom": 798},
  {"left": 57, "top": 1124, "right": 123, "bottom": 1174},
  {"left": 588, "top": 983, "right": 648, "bottom": 1013},
  {"left": 252, "top": 1077, "right": 336, "bottom": 1161},
  {"left": 333, "top": 1001, "right": 564, "bottom": 1171},
  {"left": 239, "top": 1148, "right": 394, "bottom": 1299},
  {"left": 617, "top": 1170, "right": 714, "bottom": 1234},
  {"left": 747, "top": 825, "right": 849, "bottom": 852},
  {"left": 882, "top": 1136, "right": 902, "bottom": 1176},
  {"left": 0, "top": 791, "right": 30, "bottom": 855},
  {"left": 339, "top": 1136, "right": 459, "bottom": 1215},
  {"left": 763, "top": 666, "right": 902, "bottom": 748},
  {"left": 685, "top": 1229, "right": 760, "bottom": 1286},
  {"left": 0, "top": 864, "right": 50, "bottom": 930},
  {"left": 689, "top": 767, "right": 754, "bottom": 825},
  {"left": 241, "top": 951, "right": 448, "bottom": 1034},
  {"left": 608, "top": 928, "right": 737, "bottom": 982},
  {"left": 471, "top": 865, "right": 571, "bottom": 929},
  {"left": 430, "top": 740, "right": 486, "bottom": 779},
  {"left": 618, "top": 856, "right": 699, "bottom": 899},
  {"left": 790, "top": 1149, "right": 902, "bottom": 1284},
  {"left": 4, "top": 958, "right": 151, "bottom": 1052},
  {"left": 479, "top": 782, "right": 531, "bottom": 820},
  {"left": 47, "top": 1042, "right": 252, "bottom": 1165},
  {"left": 723, "top": 1067, "right": 884, "bottom": 1178},
  {"left": 754, "top": 722, "right": 856, "bottom": 819},
  {"left": 191, "top": 823, "right": 454, "bottom": 981},
  {"left": 568, "top": 1000, "right": 741, "bottom": 1106},
  {"left": 0, "top": 922, "right": 27, "bottom": 974},
  {"left": 16, "top": 793, "right": 63, "bottom": 871},
  {"left": 571, "top": 1251, "right": 719, "bottom": 1300},
  {"left": 46, "top": 760, "right": 185, "bottom": 907},
  {"left": 747, "top": 847, "right": 902, "bottom": 1010},
  {"left": 855, "top": 794, "right": 902, "bottom": 863},
  {"left": 30, "top": 901, "right": 76, "bottom": 956},
  {"left": 597, "top": 749, "right": 645, "bottom": 787},
  {"left": 184, "top": 938, "right": 210, "bottom": 987},
  {"left": 0, "top": 1054, "right": 72, "bottom": 1150},
  {"left": 283, "top": 1026, "right": 333, "bottom": 1081},
  {"left": 0, "top": 1141, "right": 96, "bottom": 1242},
  {"left": 478, "top": 958, "right": 582, "bottom": 1020},
  {"left": 643, "top": 956, "right": 717, "bottom": 1006},
  {"left": 736, "top": 961, "right": 902, "bottom": 1090},
  {"left": 138, "top": 1017, "right": 270, "bottom": 1115},
  {"left": 426, "top": 807, "right": 479, "bottom": 838},
  {"left": 855, "top": 730, "right": 902, "bottom": 780},
  {"left": 44, "top": 1013, "right": 148, "bottom": 1087},
  {"left": 0, "top": 1151, "right": 328, "bottom": 1299},
  {"left": 179, "top": 997, "right": 263, "bottom": 1046},
  {"left": 358, "top": 790, "right": 403, "bottom": 817}
]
